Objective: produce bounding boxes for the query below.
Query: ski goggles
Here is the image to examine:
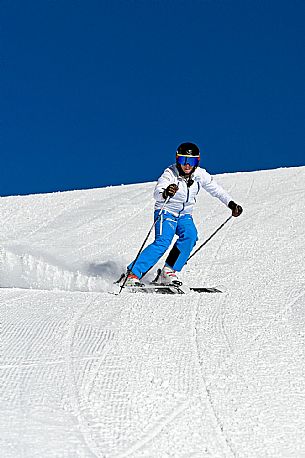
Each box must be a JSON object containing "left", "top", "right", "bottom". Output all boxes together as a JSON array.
[{"left": 176, "top": 154, "right": 200, "bottom": 167}]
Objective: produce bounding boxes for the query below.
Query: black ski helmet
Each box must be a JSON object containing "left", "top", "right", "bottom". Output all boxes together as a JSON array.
[
  {"left": 176, "top": 142, "right": 200, "bottom": 174},
  {"left": 176, "top": 142, "right": 200, "bottom": 157}
]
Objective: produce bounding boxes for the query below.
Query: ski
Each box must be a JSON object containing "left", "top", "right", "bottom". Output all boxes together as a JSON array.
[
  {"left": 114, "top": 272, "right": 222, "bottom": 294},
  {"left": 122, "top": 284, "right": 222, "bottom": 294}
]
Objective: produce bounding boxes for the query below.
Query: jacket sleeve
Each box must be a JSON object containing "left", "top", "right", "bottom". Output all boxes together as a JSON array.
[
  {"left": 200, "top": 169, "right": 232, "bottom": 206},
  {"left": 153, "top": 168, "right": 176, "bottom": 202}
]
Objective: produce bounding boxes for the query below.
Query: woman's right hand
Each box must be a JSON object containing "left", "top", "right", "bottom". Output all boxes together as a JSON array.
[{"left": 163, "top": 183, "right": 179, "bottom": 198}]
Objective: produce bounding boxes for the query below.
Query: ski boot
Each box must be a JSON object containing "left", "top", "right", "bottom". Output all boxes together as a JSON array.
[
  {"left": 124, "top": 272, "right": 143, "bottom": 287},
  {"left": 160, "top": 266, "right": 182, "bottom": 287}
]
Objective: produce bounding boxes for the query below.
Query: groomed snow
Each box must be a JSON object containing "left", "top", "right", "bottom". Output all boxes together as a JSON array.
[{"left": 1, "top": 166, "right": 305, "bottom": 457}]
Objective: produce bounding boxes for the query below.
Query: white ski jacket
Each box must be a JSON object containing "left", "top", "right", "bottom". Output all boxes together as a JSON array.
[{"left": 154, "top": 164, "right": 232, "bottom": 217}]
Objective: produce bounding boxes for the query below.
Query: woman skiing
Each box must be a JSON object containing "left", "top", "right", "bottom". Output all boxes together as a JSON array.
[{"left": 124, "top": 142, "right": 243, "bottom": 287}]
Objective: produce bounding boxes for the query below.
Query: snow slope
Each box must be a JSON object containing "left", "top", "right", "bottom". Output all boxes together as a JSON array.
[{"left": 1, "top": 166, "right": 305, "bottom": 457}]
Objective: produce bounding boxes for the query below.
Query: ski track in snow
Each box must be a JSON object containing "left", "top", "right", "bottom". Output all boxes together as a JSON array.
[
  {"left": 1, "top": 167, "right": 305, "bottom": 457},
  {"left": 191, "top": 296, "right": 236, "bottom": 457},
  {"left": 63, "top": 294, "right": 108, "bottom": 458}
]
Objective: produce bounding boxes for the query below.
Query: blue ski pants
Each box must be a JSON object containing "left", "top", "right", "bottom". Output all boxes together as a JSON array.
[{"left": 128, "top": 210, "right": 198, "bottom": 279}]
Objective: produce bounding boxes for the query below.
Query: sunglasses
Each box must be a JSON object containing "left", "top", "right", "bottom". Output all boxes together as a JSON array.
[{"left": 176, "top": 155, "right": 200, "bottom": 167}]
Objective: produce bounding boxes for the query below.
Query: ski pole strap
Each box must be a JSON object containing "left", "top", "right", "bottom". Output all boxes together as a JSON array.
[{"left": 187, "top": 215, "right": 232, "bottom": 262}]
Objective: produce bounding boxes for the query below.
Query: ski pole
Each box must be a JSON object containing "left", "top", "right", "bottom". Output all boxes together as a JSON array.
[
  {"left": 119, "top": 197, "right": 170, "bottom": 293},
  {"left": 187, "top": 215, "right": 232, "bottom": 262}
]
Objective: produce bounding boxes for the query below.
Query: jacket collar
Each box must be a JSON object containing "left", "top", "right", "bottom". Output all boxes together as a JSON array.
[
  {"left": 171, "top": 163, "right": 199, "bottom": 179},
  {"left": 171, "top": 164, "right": 197, "bottom": 187}
]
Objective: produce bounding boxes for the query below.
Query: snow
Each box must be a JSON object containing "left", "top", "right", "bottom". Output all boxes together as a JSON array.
[{"left": 1, "top": 166, "right": 305, "bottom": 457}]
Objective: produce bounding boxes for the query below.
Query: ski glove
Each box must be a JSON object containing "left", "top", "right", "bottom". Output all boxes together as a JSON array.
[
  {"left": 228, "top": 201, "right": 243, "bottom": 217},
  {"left": 163, "top": 183, "right": 179, "bottom": 199}
]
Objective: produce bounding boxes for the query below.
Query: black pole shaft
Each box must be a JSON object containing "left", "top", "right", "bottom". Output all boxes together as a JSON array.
[
  {"left": 119, "top": 197, "right": 170, "bottom": 293},
  {"left": 187, "top": 215, "right": 232, "bottom": 262}
]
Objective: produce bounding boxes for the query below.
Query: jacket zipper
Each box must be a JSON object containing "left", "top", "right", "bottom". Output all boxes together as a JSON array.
[{"left": 178, "top": 180, "right": 189, "bottom": 216}]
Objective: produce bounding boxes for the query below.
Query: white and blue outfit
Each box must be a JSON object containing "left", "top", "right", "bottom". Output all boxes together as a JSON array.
[{"left": 128, "top": 164, "right": 233, "bottom": 279}]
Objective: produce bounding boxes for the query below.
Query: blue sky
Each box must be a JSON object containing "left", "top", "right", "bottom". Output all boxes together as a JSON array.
[{"left": 1, "top": 0, "right": 304, "bottom": 196}]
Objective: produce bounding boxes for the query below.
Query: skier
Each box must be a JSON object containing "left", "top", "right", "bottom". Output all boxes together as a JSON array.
[{"left": 123, "top": 142, "right": 243, "bottom": 287}]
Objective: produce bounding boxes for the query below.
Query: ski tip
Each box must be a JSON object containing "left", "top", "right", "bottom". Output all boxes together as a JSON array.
[
  {"left": 189, "top": 286, "right": 223, "bottom": 293},
  {"left": 215, "top": 284, "right": 227, "bottom": 293}
]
